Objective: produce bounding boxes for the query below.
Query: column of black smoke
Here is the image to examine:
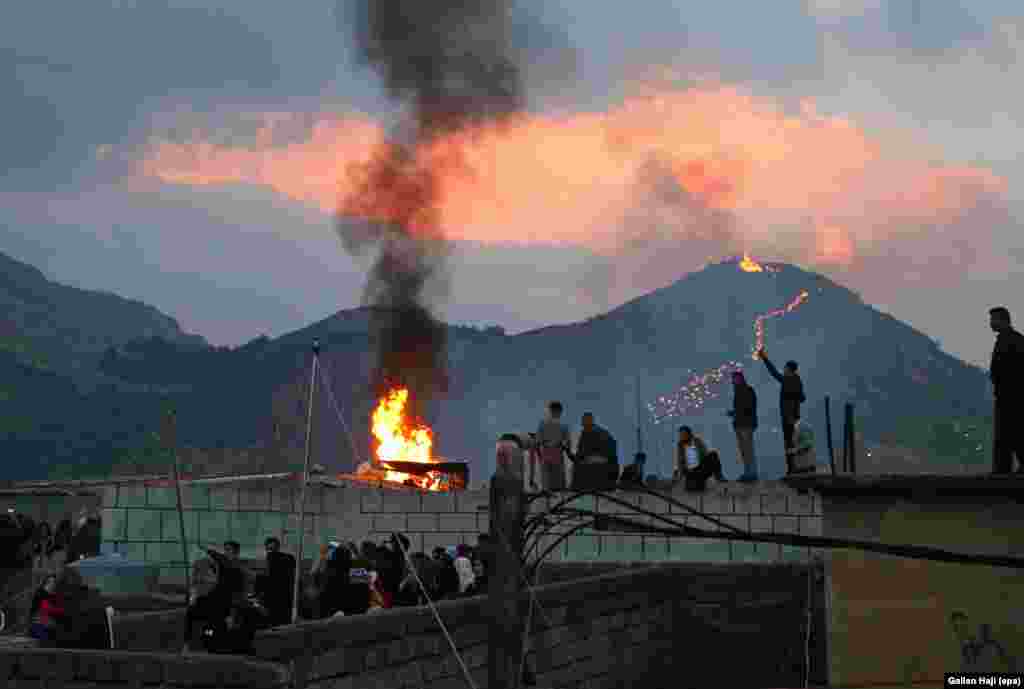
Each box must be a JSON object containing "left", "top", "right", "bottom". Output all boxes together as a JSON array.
[{"left": 337, "top": 0, "right": 524, "bottom": 435}]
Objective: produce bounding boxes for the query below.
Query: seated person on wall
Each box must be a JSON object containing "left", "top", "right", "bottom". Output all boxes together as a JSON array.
[
  {"left": 618, "top": 453, "right": 647, "bottom": 488},
  {"left": 786, "top": 418, "right": 817, "bottom": 475},
  {"left": 571, "top": 412, "right": 619, "bottom": 490},
  {"left": 674, "top": 426, "right": 727, "bottom": 492}
]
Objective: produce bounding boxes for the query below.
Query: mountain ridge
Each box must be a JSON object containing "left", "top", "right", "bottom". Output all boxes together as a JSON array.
[
  {"left": 96, "top": 258, "right": 993, "bottom": 481},
  {"left": 0, "top": 251, "right": 994, "bottom": 481}
]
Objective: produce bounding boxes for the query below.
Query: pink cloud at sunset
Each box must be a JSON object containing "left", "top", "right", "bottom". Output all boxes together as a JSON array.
[{"left": 136, "top": 78, "right": 1007, "bottom": 274}]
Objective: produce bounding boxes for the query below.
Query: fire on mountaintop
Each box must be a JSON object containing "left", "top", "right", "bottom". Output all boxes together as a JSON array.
[{"left": 739, "top": 253, "right": 764, "bottom": 272}]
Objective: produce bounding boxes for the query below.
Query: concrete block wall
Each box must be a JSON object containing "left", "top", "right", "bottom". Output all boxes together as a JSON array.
[
  {"left": 99, "top": 477, "right": 823, "bottom": 586},
  {"left": 0, "top": 647, "right": 290, "bottom": 689},
  {"left": 13, "top": 563, "right": 825, "bottom": 688},
  {"left": 247, "top": 562, "right": 826, "bottom": 689},
  {"left": 110, "top": 608, "right": 188, "bottom": 653}
]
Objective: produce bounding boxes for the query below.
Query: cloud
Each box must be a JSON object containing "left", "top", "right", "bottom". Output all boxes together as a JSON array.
[
  {"left": 136, "top": 77, "right": 1008, "bottom": 273},
  {"left": 0, "top": 2, "right": 326, "bottom": 190}
]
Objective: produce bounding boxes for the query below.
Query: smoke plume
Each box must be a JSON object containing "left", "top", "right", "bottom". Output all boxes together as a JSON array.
[{"left": 339, "top": 0, "right": 525, "bottom": 421}]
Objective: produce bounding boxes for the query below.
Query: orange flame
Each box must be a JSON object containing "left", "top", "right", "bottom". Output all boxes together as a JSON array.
[
  {"left": 739, "top": 253, "right": 764, "bottom": 272},
  {"left": 371, "top": 387, "right": 444, "bottom": 491}
]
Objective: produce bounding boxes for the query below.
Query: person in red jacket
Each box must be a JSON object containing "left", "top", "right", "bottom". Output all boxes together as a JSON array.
[{"left": 29, "top": 574, "right": 64, "bottom": 645}]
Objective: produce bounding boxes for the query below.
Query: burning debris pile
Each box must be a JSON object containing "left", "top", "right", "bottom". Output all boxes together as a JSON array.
[{"left": 336, "top": 0, "right": 526, "bottom": 489}]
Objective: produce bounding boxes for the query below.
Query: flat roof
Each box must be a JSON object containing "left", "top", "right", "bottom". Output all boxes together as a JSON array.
[{"left": 785, "top": 474, "right": 1024, "bottom": 501}]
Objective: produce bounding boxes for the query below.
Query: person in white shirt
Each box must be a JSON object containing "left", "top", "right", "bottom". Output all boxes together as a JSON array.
[{"left": 675, "top": 426, "right": 727, "bottom": 491}]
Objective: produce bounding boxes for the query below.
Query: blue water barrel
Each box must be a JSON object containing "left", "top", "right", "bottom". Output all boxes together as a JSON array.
[{"left": 68, "top": 555, "right": 158, "bottom": 595}]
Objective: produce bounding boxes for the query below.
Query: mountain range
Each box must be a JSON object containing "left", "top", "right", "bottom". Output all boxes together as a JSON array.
[{"left": 0, "top": 250, "right": 995, "bottom": 481}]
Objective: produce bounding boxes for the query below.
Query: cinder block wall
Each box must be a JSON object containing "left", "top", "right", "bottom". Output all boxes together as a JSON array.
[
  {"left": 247, "top": 562, "right": 827, "bottom": 689},
  {"left": 100, "top": 478, "right": 823, "bottom": 586},
  {"left": 14, "top": 562, "right": 826, "bottom": 689},
  {"left": 0, "top": 647, "right": 290, "bottom": 688}
]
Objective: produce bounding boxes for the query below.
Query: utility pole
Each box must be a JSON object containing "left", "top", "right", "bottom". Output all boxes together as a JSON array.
[
  {"left": 162, "top": 406, "right": 190, "bottom": 607},
  {"left": 292, "top": 339, "right": 320, "bottom": 625},
  {"left": 488, "top": 467, "right": 525, "bottom": 689}
]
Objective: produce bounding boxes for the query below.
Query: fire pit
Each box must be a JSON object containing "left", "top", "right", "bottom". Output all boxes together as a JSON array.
[
  {"left": 359, "top": 386, "right": 467, "bottom": 491},
  {"left": 382, "top": 460, "right": 469, "bottom": 491}
]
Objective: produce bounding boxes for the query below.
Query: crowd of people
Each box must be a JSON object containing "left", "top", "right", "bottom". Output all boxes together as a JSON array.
[
  {"left": 524, "top": 347, "right": 817, "bottom": 491},
  {"left": 0, "top": 511, "right": 88, "bottom": 570},
  {"left": 183, "top": 533, "right": 489, "bottom": 654},
  {"left": 3, "top": 509, "right": 106, "bottom": 644}
]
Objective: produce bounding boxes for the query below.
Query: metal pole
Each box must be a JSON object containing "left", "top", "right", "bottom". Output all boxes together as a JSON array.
[
  {"left": 292, "top": 339, "right": 320, "bottom": 625},
  {"left": 824, "top": 396, "right": 835, "bottom": 476},
  {"left": 842, "top": 403, "right": 853, "bottom": 474},
  {"left": 163, "top": 408, "right": 190, "bottom": 607},
  {"left": 848, "top": 403, "right": 857, "bottom": 475}
]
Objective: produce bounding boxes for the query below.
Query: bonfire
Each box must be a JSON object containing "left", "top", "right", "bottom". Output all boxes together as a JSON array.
[{"left": 368, "top": 387, "right": 445, "bottom": 491}]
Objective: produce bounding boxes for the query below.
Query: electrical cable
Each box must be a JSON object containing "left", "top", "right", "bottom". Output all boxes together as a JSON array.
[
  {"left": 393, "top": 535, "right": 478, "bottom": 689},
  {"left": 317, "top": 360, "right": 366, "bottom": 468}
]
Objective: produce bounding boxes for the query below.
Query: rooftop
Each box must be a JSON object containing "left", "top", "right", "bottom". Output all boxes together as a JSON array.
[{"left": 785, "top": 473, "right": 1024, "bottom": 501}]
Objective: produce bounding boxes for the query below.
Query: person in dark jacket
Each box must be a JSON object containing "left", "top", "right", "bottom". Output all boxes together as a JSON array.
[
  {"left": 221, "top": 541, "right": 248, "bottom": 603},
  {"left": 727, "top": 371, "right": 759, "bottom": 482},
  {"left": 618, "top": 452, "right": 647, "bottom": 487},
  {"left": 989, "top": 307, "right": 1024, "bottom": 474},
  {"left": 757, "top": 349, "right": 806, "bottom": 474},
  {"left": 255, "top": 537, "right": 296, "bottom": 626},
  {"left": 185, "top": 550, "right": 235, "bottom": 652},
  {"left": 571, "top": 413, "right": 619, "bottom": 489},
  {"left": 432, "top": 547, "right": 460, "bottom": 599},
  {"left": 343, "top": 545, "right": 373, "bottom": 615},
  {"left": 319, "top": 546, "right": 352, "bottom": 617}
]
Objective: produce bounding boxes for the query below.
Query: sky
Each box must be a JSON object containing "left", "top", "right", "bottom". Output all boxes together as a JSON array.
[{"left": 1, "top": 0, "right": 1022, "bottom": 368}]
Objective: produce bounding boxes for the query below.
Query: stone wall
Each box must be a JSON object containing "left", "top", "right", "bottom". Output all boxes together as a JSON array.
[
  {"left": 248, "top": 562, "right": 826, "bottom": 689},
  {"left": 111, "top": 608, "right": 188, "bottom": 653},
  {"left": 0, "top": 647, "right": 290, "bottom": 689},
  {"left": 5, "top": 562, "right": 825, "bottom": 689},
  {"left": 99, "top": 477, "right": 823, "bottom": 586}
]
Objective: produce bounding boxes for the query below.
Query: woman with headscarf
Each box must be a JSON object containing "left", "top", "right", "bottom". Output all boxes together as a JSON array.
[{"left": 28, "top": 574, "right": 65, "bottom": 645}]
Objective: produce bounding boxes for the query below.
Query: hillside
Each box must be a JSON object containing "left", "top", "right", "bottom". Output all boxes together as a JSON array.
[
  {"left": 92, "top": 259, "right": 994, "bottom": 482},
  {"left": 0, "top": 250, "right": 207, "bottom": 480},
  {"left": 0, "top": 250, "right": 205, "bottom": 380}
]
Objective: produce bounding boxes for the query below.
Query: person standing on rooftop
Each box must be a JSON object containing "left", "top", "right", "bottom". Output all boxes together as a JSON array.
[{"left": 989, "top": 306, "right": 1024, "bottom": 475}]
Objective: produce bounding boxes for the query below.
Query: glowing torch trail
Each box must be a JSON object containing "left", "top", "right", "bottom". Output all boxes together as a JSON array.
[
  {"left": 752, "top": 289, "right": 810, "bottom": 360},
  {"left": 649, "top": 285, "right": 811, "bottom": 423}
]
